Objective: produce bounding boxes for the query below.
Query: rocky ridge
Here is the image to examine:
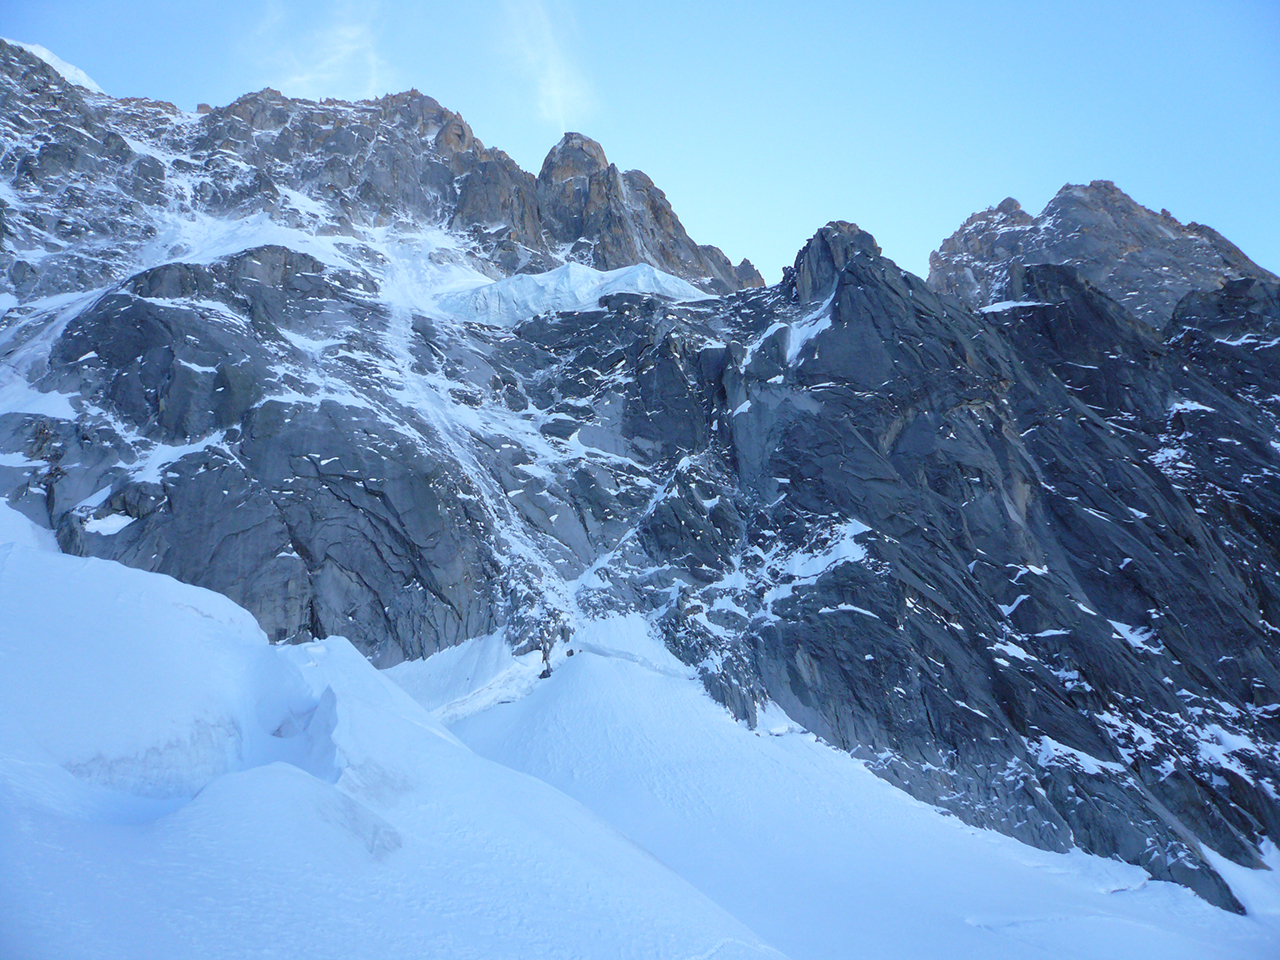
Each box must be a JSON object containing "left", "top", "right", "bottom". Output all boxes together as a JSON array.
[
  {"left": 0, "top": 40, "right": 758, "bottom": 303},
  {"left": 2, "top": 39, "right": 1280, "bottom": 914},
  {"left": 928, "top": 182, "right": 1277, "bottom": 329}
]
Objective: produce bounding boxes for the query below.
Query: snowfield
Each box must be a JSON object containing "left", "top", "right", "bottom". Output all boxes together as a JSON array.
[
  {"left": 433, "top": 261, "right": 712, "bottom": 326},
  {"left": 4, "top": 36, "right": 1280, "bottom": 957},
  {"left": 1, "top": 502, "right": 1279, "bottom": 959}
]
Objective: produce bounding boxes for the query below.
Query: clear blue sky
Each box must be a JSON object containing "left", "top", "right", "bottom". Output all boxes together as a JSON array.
[{"left": 5, "top": 0, "right": 1277, "bottom": 281}]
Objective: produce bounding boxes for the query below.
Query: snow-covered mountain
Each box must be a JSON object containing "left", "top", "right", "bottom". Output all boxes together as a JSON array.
[{"left": 3, "top": 37, "right": 1280, "bottom": 955}]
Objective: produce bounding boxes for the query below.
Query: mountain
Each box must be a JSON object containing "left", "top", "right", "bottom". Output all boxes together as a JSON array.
[
  {"left": 3, "top": 34, "right": 1280, "bottom": 934},
  {"left": 0, "top": 41, "right": 760, "bottom": 300},
  {"left": 928, "top": 182, "right": 1277, "bottom": 329}
]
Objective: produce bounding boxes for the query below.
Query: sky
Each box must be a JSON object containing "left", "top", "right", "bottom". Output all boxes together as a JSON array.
[{"left": 3, "top": 0, "right": 1277, "bottom": 282}]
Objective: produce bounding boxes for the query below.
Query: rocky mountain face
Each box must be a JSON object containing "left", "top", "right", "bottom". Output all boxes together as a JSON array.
[
  {"left": 536, "top": 132, "right": 761, "bottom": 293},
  {"left": 3, "top": 37, "right": 1280, "bottom": 914},
  {"left": 0, "top": 40, "right": 758, "bottom": 300},
  {"left": 928, "top": 182, "right": 1277, "bottom": 328}
]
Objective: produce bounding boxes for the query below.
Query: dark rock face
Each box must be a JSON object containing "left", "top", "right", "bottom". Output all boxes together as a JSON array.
[
  {"left": 726, "top": 233, "right": 1277, "bottom": 911},
  {"left": 790, "top": 220, "right": 882, "bottom": 302},
  {"left": 5, "top": 37, "right": 1280, "bottom": 915},
  {"left": 929, "top": 182, "right": 1277, "bottom": 329}
]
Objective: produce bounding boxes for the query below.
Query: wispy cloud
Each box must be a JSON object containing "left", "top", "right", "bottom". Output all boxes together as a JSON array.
[
  {"left": 241, "top": 0, "right": 394, "bottom": 102},
  {"left": 503, "top": 0, "right": 593, "bottom": 133}
]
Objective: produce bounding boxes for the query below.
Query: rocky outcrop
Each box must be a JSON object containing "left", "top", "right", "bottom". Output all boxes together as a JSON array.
[
  {"left": 11, "top": 247, "right": 501, "bottom": 663},
  {"left": 535, "top": 132, "right": 758, "bottom": 294},
  {"left": 789, "top": 220, "right": 881, "bottom": 302},
  {"left": 733, "top": 258, "right": 765, "bottom": 288},
  {"left": 535, "top": 132, "right": 610, "bottom": 244},
  {"left": 928, "top": 181, "right": 1277, "bottom": 328}
]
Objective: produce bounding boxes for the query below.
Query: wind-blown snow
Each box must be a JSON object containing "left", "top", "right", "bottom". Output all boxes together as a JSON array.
[
  {"left": 434, "top": 261, "right": 711, "bottom": 326},
  {"left": 3, "top": 39, "right": 105, "bottom": 93}
]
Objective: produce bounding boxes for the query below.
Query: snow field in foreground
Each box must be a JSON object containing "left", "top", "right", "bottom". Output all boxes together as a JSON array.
[{"left": 2, "top": 499, "right": 1279, "bottom": 959}]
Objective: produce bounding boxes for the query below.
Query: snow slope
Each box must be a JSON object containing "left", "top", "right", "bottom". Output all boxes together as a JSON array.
[
  {"left": 434, "top": 261, "right": 711, "bottom": 326},
  {"left": 3, "top": 498, "right": 1280, "bottom": 958},
  {"left": 0, "top": 508, "right": 781, "bottom": 960},
  {"left": 393, "top": 616, "right": 1280, "bottom": 960}
]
